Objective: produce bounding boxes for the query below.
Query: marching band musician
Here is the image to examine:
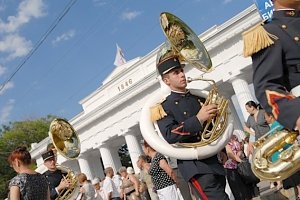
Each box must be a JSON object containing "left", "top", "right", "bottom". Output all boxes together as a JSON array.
[
  {"left": 243, "top": 0, "right": 300, "bottom": 198},
  {"left": 243, "top": 0, "right": 300, "bottom": 133},
  {"left": 42, "top": 150, "right": 71, "bottom": 200},
  {"left": 153, "top": 54, "right": 229, "bottom": 200}
]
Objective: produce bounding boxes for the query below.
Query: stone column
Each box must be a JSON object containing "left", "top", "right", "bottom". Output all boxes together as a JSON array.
[
  {"left": 123, "top": 131, "right": 143, "bottom": 174},
  {"left": 98, "top": 144, "right": 121, "bottom": 174},
  {"left": 228, "top": 100, "right": 243, "bottom": 130},
  {"left": 230, "top": 78, "right": 255, "bottom": 121},
  {"left": 78, "top": 154, "right": 93, "bottom": 180}
]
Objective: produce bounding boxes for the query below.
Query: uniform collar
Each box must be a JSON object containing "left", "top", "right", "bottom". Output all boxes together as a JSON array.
[
  {"left": 170, "top": 90, "right": 191, "bottom": 97},
  {"left": 273, "top": 10, "right": 300, "bottom": 18},
  {"left": 45, "top": 169, "right": 60, "bottom": 174}
]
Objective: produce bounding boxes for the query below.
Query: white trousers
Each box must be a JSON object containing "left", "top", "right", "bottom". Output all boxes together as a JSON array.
[{"left": 157, "top": 184, "right": 181, "bottom": 200}]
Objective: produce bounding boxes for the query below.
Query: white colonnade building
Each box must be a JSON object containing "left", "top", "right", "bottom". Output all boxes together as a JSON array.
[{"left": 31, "top": 4, "right": 262, "bottom": 180}]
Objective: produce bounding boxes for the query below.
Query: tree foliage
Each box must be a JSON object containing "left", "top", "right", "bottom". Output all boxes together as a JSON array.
[
  {"left": 118, "top": 144, "right": 132, "bottom": 168},
  {"left": 0, "top": 115, "right": 56, "bottom": 199}
]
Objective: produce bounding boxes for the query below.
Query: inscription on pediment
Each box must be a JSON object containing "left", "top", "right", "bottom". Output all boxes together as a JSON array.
[{"left": 117, "top": 79, "right": 133, "bottom": 92}]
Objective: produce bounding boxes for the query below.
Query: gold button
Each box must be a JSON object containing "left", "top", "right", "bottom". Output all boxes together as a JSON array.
[
  {"left": 294, "top": 36, "right": 299, "bottom": 41},
  {"left": 175, "top": 101, "right": 178, "bottom": 104},
  {"left": 183, "top": 111, "right": 187, "bottom": 115},
  {"left": 281, "top": 24, "right": 287, "bottom": 29},
  {"left": 286, "top": 11, "right": 295, "bottom": 16}
]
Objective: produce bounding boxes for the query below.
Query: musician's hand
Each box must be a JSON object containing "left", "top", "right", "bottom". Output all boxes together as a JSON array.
[
  {"left": 296, "top": 116, "right": 300, "bottom": 133},
  {"left": 197, "top": 104, "right": 218, "bottom": 124},
  {"left": 57, "top": 179, "right": 70, "bottom": 191}
]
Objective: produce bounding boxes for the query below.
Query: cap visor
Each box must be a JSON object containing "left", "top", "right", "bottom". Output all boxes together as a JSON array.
[{"left": 162, "top": 65, "right": 183, "bottom": 75}]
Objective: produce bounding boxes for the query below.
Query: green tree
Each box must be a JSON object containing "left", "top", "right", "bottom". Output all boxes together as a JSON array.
[
  {"left": 0, "top": 115, "right": 56, "bottom": 199},
  {"left": 118, "top": 144, "right": 132, "bottom": 168}
]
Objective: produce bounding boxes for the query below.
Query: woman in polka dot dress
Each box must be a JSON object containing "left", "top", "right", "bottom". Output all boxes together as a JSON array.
[{"left": 143, "top": 141, "right": 182, "bottom": 200}]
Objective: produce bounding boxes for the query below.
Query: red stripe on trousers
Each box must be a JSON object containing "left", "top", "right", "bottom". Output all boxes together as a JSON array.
[{"left": 191, "top": 177, "right": 208, "bottom": 200}]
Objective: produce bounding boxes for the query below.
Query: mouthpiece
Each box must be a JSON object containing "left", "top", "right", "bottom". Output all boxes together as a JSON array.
[{"left": 187, "top": 77, "right": 193, "bottom": 83}]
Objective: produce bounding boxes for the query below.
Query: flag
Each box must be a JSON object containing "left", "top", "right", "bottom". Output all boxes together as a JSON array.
[{"left": 113, "top": 44, "right": 126, "bottom": 67}]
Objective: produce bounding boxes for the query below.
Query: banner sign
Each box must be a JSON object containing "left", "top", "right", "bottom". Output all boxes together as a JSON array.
[{"left": 253, "top": 0, "right": 274, "bottom": 21}]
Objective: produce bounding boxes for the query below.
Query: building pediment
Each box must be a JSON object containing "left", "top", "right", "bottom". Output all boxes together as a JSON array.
[{"left": 102, "top": 57, "right": 141, "bottom": 85}]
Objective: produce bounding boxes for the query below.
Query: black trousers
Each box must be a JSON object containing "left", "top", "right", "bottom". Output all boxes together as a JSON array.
[
  {"left": 225, "top": 168, "right": 252, "bottom": 200},
  {"left": 189, "top": 174, "right": 229, "bottom": 200}
]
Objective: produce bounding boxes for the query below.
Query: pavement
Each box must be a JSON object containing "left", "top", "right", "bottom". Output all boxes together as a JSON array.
[{"left": 255, "top": 181, "right": 298, "bottom": 200}]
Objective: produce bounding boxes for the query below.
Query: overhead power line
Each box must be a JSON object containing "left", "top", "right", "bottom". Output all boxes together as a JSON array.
[{"left": 0, "top": 0, "right": 78, "bottom": 93}]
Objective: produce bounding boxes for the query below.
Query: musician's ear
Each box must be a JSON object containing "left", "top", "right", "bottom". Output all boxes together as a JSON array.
[{"left": 162, "top": 74, "right": 170, "bottom": 85}]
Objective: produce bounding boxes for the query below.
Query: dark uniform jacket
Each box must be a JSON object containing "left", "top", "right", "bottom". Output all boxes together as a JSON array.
[
  {"left": 157, "top": 91, "right": 225, "bottom": 182},
  {"left": 251, "top": 10, "right": 300, "bottom": 130},
  {"left": 44, "top": 169, "right": 67, "bottom": 200}
]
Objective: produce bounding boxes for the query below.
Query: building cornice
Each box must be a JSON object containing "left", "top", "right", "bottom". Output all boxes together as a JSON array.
[{"left": 201, "top": 4, "right": 260, "bottom": 51}]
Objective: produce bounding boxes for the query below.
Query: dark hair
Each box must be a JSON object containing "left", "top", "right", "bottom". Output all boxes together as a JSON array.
[
  {"left": 257, "top": 103, "right": 263, "bottom": 110},
  {"left": 245, "top": 100, "right": 258, "bottom": 108},
  {"left": 8, "top": 146, "right": 31, "bottom": 165},
  {"left": 265, "top": 112, "right": 274, "bottom": 118},
  {"left": 47, "top": 143, "right": 55, "bottom": 151}
]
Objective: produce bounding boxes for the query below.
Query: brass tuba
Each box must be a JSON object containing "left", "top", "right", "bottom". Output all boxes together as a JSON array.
[
  {"left": 251, "top": 88, "right": 300, "bottom": 181},
  {"left": 49, "top": 118, "right": 81, "bottom": 200},
  {"left": 139, "top": 12, "right": 233, "bottom": 160}
]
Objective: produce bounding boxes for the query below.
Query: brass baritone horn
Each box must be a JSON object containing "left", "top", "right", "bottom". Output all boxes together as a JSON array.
[
  {"left": 252, "top": 86, "right": 300, "bottom": 181},
  {"left": 179, "top": 77, "right": 230, "bottom": 148},
  {"left": 54, "top": 165, "right": 79, "bottom": 200},
  {"left": 252, "top": 127, "right": 300, "bottom": 181}
]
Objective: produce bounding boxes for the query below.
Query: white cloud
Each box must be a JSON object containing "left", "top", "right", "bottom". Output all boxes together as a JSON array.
[
  {"left": 0, "top": 64, "right": 6, "bottom": 76},
  {"left": 121, "top": 11, "right": 142, "bottom": 21},
  {"left": 0, "top": 0, "right": 46, "bottom": 33},
  {"left": 52, "top": 30, "right": 76, "bottom": 46},
  {"left": 0, "top": 34, "right": 32, "bottom": 60},
  {"left": 0, "top": 99, "right": 15, "bottom": 123},
  {"left": 0, "top": 81, "right": 14, "bottom": 95},
  {"left": 223, "top": 0, "right": 233, "bottom": 4}
]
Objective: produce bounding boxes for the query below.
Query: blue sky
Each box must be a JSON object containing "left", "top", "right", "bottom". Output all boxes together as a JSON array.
[{"left": 0, "top": 0, "right": 253, "bottom": 125}]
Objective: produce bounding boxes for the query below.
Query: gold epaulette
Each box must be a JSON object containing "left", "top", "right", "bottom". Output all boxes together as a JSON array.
[
  {"left": 150, "top": 101, "right": 167, "bottom": 122},
  {"left": 242, "top": 22, "right": 278, "bottom": 57}
]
